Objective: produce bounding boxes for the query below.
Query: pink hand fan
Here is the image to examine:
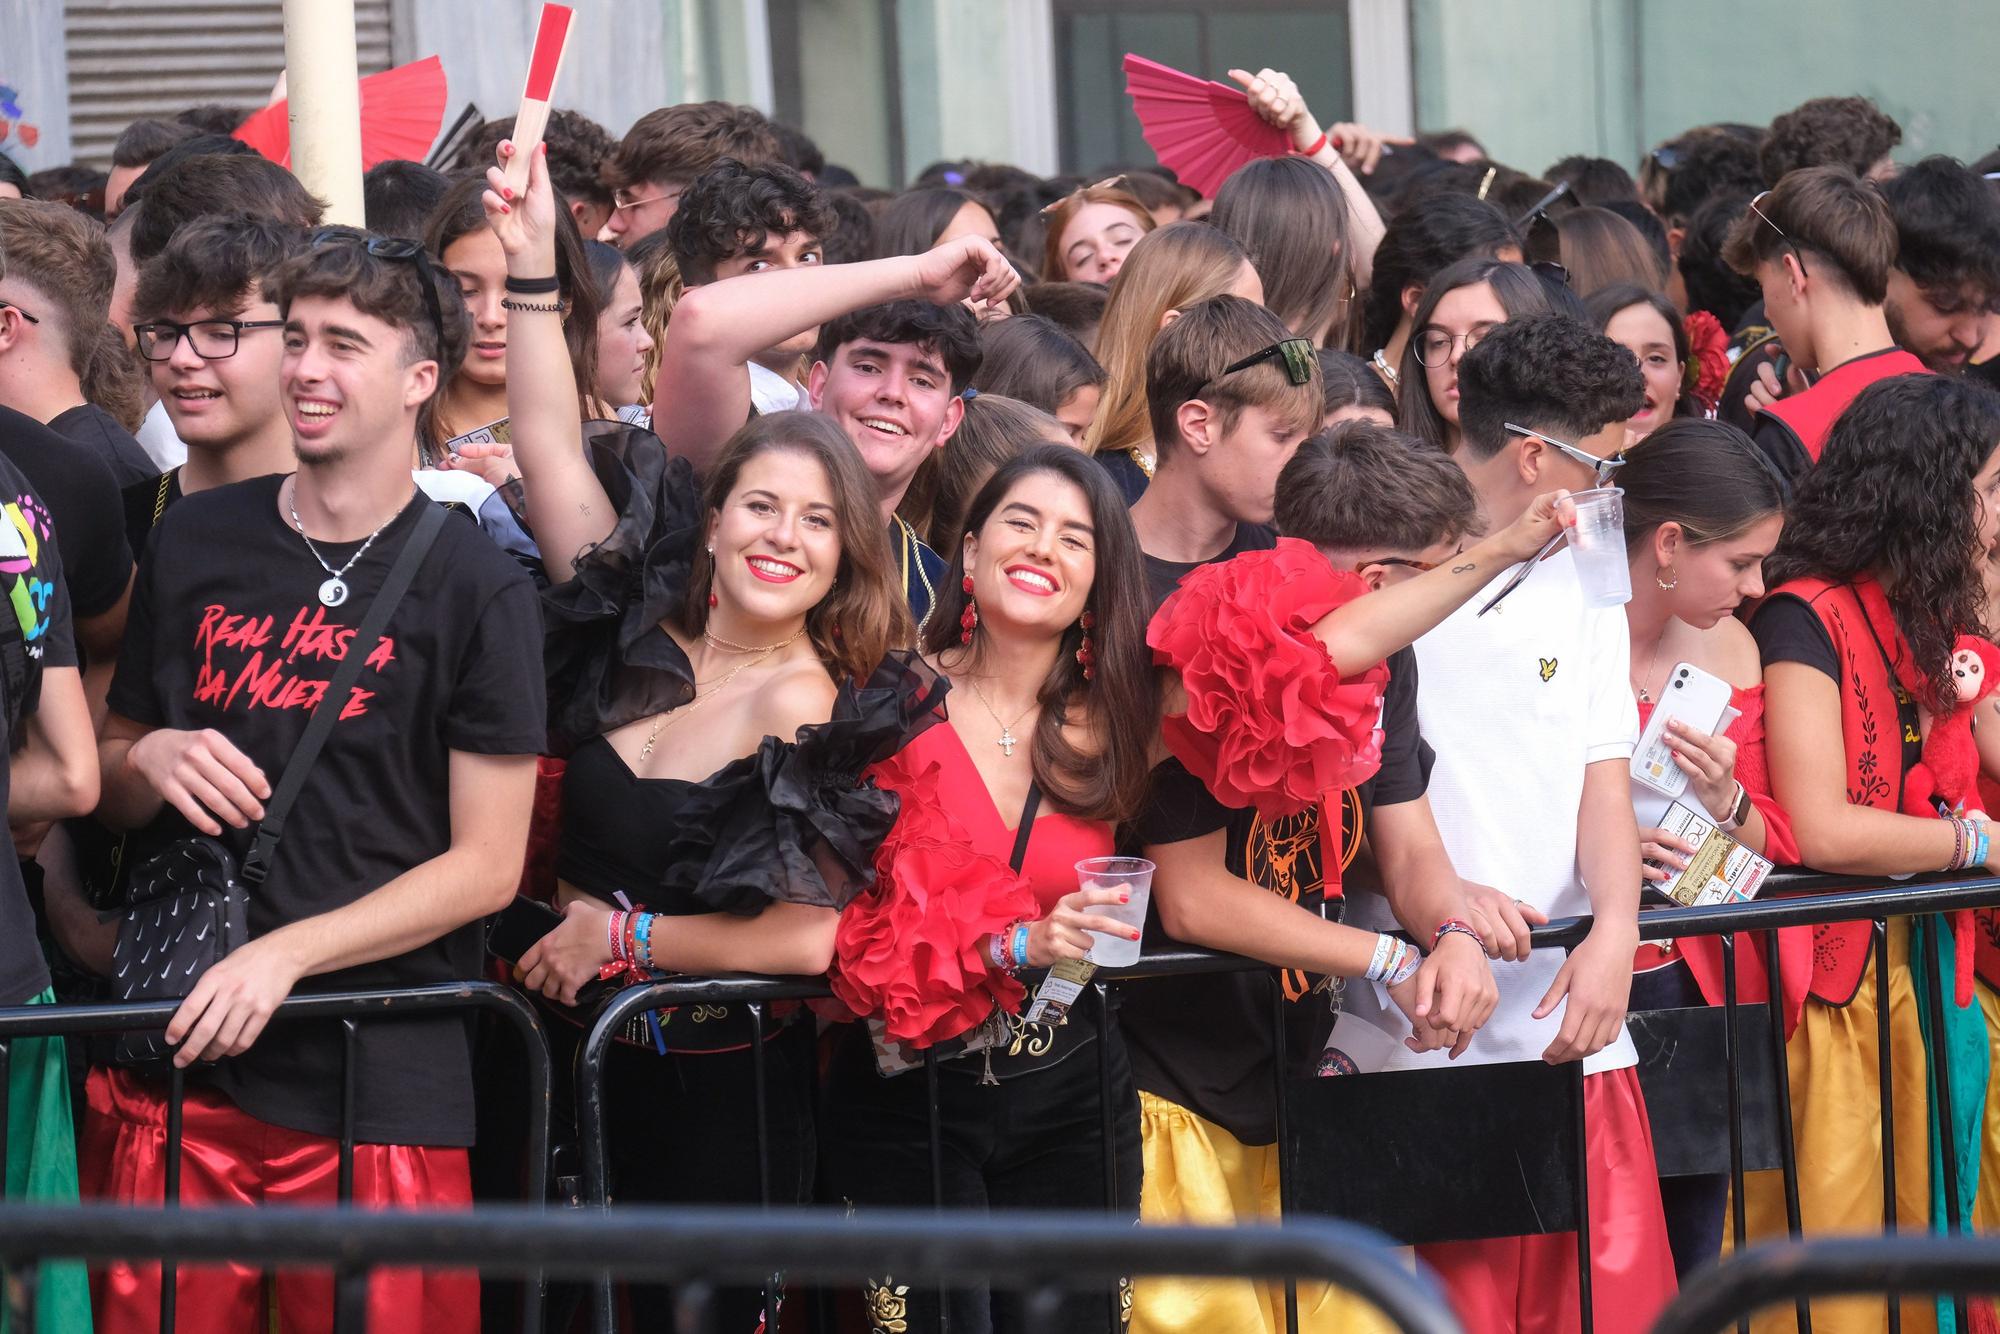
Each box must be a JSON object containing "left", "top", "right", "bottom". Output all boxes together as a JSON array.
[
  {"left": 233, "top": 56, "right": 449, "bottom": 171},
  {"left": 1122, "top": 54, "right": 1289, "bottom": 199}
]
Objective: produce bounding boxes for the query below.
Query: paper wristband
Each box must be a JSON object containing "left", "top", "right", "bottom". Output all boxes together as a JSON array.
[{"left": 502, "top": 4, "right": 575, "bottom": 193}]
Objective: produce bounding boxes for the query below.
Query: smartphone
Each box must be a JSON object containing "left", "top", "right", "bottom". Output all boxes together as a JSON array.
[
  {"left": 486, "top": 895, "right": 564, "bottom": 966},
  {"left": 1632, "top": 662, "right": 1738, "bottom": 799}
]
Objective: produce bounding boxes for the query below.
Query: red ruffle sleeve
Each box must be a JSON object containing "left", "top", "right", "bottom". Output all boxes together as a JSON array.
[
  {"left": 1148, "top": 538, "right": 1389, "bottom": 818},
  {"left": 827, "top": 749, "right": 1040, "bottom": 1049}
]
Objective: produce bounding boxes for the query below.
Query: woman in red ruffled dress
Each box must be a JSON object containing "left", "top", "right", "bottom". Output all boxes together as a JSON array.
[
  {"left": 1614, "top": 419, "right": 1803, "bottom": 1280},
  {"left": 823, "top": 445, "right": 1157, "bottom": 1334}
]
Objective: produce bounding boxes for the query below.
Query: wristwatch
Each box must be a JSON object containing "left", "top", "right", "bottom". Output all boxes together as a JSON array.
[{"left": 1717, "top": 782, "right": 1753, "bottom": 833}]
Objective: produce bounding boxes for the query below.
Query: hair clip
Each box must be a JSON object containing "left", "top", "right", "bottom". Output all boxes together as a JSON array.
[
  {"left": 961, "top": 386, "right": 979, "bottom": 400},
  {"left": 1476, "top": 166, "right": 1498, "bottom": 201}
]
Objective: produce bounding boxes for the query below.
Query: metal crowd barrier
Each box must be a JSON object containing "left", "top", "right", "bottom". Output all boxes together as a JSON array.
[
  {"left": 570, "top": 870, "right": 2000, "bottom": 1334},
  {"left": 0, "top": 1201, "right": 1463, "bottom": 1334},
  {"left": 0, "top": 981, "right": 552, "bottom": 1334},
  {"left": 1652, "top": 1235, "right": 2000, "bottom": 1334}
]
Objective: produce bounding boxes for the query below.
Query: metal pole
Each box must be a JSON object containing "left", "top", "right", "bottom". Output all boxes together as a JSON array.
[{"left": 281, "top": 0, "right": 365, "bottom": 225}]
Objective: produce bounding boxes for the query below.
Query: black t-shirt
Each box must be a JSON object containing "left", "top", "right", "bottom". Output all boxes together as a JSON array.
[
  {"left": 1120, "top": 527, "right": 1434, "bottom": 1144},
  {"left": 0, "top": 456, "right": 77, "bottom": 1003},
  {"left": 1097, "top": 450, "right": 1150, "bottom": 506},
  {"left": 48, "top": 403, "right": 159, "bottom": 488},
  {"left": 1140, "top": 523, "right": 1275, "bottom": 610},
  {"left": 1751, "top": 591, "right": 1922, "bottom": 778},
  {"left": 108, "top": 475, "right": 547, "bottom": 1145},
  {"left": 121, "top": 468, "right": 184, "bottom": 562},
  {"left": 0, "top": 405, "right": 133, "bottom": 623}
]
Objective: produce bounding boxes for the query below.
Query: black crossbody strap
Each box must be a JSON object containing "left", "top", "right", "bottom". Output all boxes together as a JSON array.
[
  {"left": 243, "top": 499, "right": 446, "bottom": 885},
  {"left": 1008, "top": 784, "right": 1043, "bottom": 873}
]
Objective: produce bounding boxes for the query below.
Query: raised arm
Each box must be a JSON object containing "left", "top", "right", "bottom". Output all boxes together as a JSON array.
[
  {"left": 651, "top": 235, "right": 1021, "bottom": 474},
  {"left": 1229, "top": 67, "right": 1393, "bottom": 291},
  {"left": 481, "top": 141, "right": 609, "bottom": 583},
  {"left": 1313, "top": 490, "right": 1568, "bottom": 676}
]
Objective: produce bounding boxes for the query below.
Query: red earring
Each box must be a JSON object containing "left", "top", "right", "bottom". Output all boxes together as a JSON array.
[
  {"left": 1076, "top": 609, "right": 1095, "bottom": 681},
  {"left": 708, "top": 591, "right": 718, "bottom": 608},
  {"left": 959, "top": 573, "right": 978, "bottom": 645}
]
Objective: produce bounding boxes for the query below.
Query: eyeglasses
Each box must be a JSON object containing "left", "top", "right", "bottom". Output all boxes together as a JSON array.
[
  {"left": 1504, "top": 421, "right": 1625, "bottom": 483},
  {"left": 307, "top": 228, "right": 448, "bottom": 360},
  {"left": 612, "top": 185, "right": 684, "bottom": 214},
  {"left": 1414, "top": 327, "right": 1489, "bottom": 368},
  {"left": 0, "top": 299, "right": 39, "bottom": 325},
  {"left": 134, "top": 318, "right": 286, "bottom": 362},
  {"left": 1217, "top": 337, "right": 1317, "bottom": 387},
  {"left": 1747, "top": 190, "right": 1809, "bottom": 280}
]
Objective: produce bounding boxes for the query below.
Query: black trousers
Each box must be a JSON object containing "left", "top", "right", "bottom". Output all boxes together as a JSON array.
[
  {"left": 546, "top": 1010, "right": 818, "bottom": 1334},
  {"left": 820, "top": 1020, "right": 1143, "bottom": 1334},
  {"left": 1629, "top": 960, "right": 1730, "bottom": 1281}
]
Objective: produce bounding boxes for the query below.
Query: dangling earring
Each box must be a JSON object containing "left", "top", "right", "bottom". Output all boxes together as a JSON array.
[
  {"left": 959, "top": 573, "right": 978, "bottom": 645},
  {"left": 1656, "top": 565, "right": 1678, "bottom": 591},
  {"left": 706, "top": 546, "right": 718, "bottom": 608},
  {"left": 1076, "top": 609, "right": 1096, "bottom": 681}
]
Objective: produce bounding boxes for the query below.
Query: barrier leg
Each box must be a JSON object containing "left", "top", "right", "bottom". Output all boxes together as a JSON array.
[
  {"left": 1721, "top": 936, "right": 1749, "bottom": 1334},
  {"left": 1916, "top": 919, "right": 1971, "bottom": 1333},
  {"left": 1572, "top": 1059, "right": 1593, "bottom": 1334},
  {"left": 1764, "top": 930, "right": 1810, "bottom": 1334}
]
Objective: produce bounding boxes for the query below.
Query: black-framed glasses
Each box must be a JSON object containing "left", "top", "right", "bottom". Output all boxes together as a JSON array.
[
  {"left": 0, "top": 299, "right": 39, "bottom": 325},
  {"left": 134, "top": 318, "right": 286, "bottom": 362},
  {"left": 1414, "top": 327, "right": 1489, "bottom": 368},
  {"left": 307, "top": 227, "right": 449, "bottom": 359},
  {"left": 1217, "top": 337, "right": 1317, "bottom": 386},
  {"left": 1504, "top": 421, "right": 1625, "bottom": 483},
  {"left": 1747, "top": 190, "right": 1809, "bottom": 280}
]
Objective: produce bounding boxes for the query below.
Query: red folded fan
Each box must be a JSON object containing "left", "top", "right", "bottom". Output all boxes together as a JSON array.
[
  {"left": 233, "top": 56, "right": 449, "bottom": 171},
  {"left": 1122, "top": 53, "right": 1289, "bottom": 198}
]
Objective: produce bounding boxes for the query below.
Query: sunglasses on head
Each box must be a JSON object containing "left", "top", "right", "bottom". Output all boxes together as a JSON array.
[
  {"left": 1217, "top": 337, "right": 1318, "bottom": 387},
  {"left": 1503, "top": 421, "right": 1625, "bottom": 482},
  {"left": 1039, "top": 174, "right": 1131, "bottom": 217},
  {"left": 307, "top": 227, "right": 449, "bottom": 358},
  {"left": 1747, "top": 190, "right": 1809, "bottom": 281}
]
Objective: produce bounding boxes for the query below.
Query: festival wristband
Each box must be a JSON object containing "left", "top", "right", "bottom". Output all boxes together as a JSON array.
[
  {"left": 1364, "top": 932, "right": 1397, "bottom": 982},
  {"left": 504, "top": 274, "right": 561, "bottom": 294},
  {"left": 988, "top": 931, "right": 1016, "bottom": 974},
  {"left": 635, "top": 912, "right": 656, "bottom": 971},
  {"left": 1010, "top": 922, "right": 1032, "bottom": 970},
  {"left": 1295, "top": 130, "right": 1328, "bottom": 157},
  {"left": 1384, "top": 941, "right": 1421, "bottom": 987},
  {"left": 607, "top": 910, "right": 627, "bottom": 964}
]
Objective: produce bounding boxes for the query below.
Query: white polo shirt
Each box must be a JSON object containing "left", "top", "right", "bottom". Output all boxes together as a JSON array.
[{"left": 1328, "top": 546, "right": 1640, "bottom": 1076}]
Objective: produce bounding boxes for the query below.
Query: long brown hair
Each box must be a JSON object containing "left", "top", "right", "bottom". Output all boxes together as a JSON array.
[
  {"left": 1082, "top": 222, "right": 1251, "bottom": 457},
  {"left": 1396, "top": 257, "right": 1552, "bottom": 451},
  {"left": 1211, "top": 155, "right": 1353, "bottom": 346},
  {"left": 686, "top": 412, "right": 912, "bottom": 682},
  {"left": 922, "top": 445, "right": 1156, "bottom": 823}
]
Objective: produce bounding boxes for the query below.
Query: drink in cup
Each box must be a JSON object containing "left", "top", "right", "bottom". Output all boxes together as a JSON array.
[
  {"left": 1075, "top": 856, "right": 1155, "bottom": 967},
  {"left": 1564, "top": 487, "right": 1632, "bottom": 609}
]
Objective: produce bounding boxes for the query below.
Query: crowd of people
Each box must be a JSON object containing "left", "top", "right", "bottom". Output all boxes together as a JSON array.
[{"left": 1, "top": 67, "right": 1999, "bottom": 1334}]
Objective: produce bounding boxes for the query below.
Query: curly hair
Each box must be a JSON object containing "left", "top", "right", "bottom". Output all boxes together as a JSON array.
[
  {"left": 602, "top": 101, "right": 780, "bottom": 191},
  {"left": 1879, "top": 156, "right": 2000, "bottom": 300},
  {"left": 1760, "top": 96, "right": 1901, "bottom": 188},
  {"left": 134, "top": 215, "right": 307, "bottom": 324},
  {"left": 1765, "top": 374, "right": 2000, "bottom": 712},
  {"left": 1456, "top": 314, "right": 1644, "bottom": 461},
  {"left": 665, "top": 158, "right": 834, "bottom": 284},
  {"left": 1360, "top": 193, "right": 1518, "bottom": 351}
]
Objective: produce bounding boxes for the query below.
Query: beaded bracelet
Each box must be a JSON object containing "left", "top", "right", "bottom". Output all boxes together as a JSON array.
[
  {"left": 635, "top": 912, "right": 657, "bottom": 972},
  {"left": 501, "top": 296, "right": 563, "bottom": 314},
  {"left": 1950, "top": 817, "right": 1969, "bottom": 871},
  {"left": 1010, "top": 922, "right": 1032, "bottom": 970},
  {"left": 1431, "top": 918, "right": 1481, "bottom": 953}
]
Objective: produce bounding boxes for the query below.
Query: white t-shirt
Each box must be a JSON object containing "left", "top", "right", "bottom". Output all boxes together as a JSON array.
[
  {"left": 1327, "top": 547, "right": 1640, "bottom": 1076},
  {"left": 748, "top": 362, "right": 805, "bottom": 415},
  {"left": 136, "top": 399, "right": 188, "bottom": 471}
]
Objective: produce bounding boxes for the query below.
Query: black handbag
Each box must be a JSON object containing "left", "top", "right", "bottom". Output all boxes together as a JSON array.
[{"left": 110, "top": 501, "right": 446, "bottom": 1065}]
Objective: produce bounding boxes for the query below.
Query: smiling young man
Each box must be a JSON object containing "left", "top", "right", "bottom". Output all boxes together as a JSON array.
[
  {"left": 652, "top": 230, "right": 1016, "bottom": 626},
  {"left": 1123, "top": 298, "right": 1507, "bottom": 1333},
  {"left": 85, "top": 230, "right": 545, "bottom": 1334}
]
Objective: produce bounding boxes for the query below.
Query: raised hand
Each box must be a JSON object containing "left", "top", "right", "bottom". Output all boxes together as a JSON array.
[
  {"left": 908, "top": 235, "right": 1022, "bottom": 309},
  {"left": 482, "top": 139, "right": 558, "bottom": 271}
]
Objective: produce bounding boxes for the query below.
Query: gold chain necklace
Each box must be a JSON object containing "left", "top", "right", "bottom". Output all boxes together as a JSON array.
[
  {"left": 702, "top": 627, "right": 800, "bottom": 655},
  {"left": 638, "top": 629, "right": 804, "bottom": 762},
  {"left": 965, "top": 675, "right": 1038, "bottom": 758}
]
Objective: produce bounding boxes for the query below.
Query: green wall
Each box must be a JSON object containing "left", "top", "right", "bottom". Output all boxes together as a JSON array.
[{"left": 1412, "top": 0, "right": 2000, "bottom": 177}]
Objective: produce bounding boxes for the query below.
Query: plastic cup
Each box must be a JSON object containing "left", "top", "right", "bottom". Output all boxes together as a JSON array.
[
  {"left": 1076, "top": 856, "right": 1154, "bottom": 967},
  {"left": 1564, "top": 487, "right": 1632, "bottom": 608}
]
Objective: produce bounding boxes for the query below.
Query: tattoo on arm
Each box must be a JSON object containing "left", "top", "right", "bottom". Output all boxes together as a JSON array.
[{"left": 1451, "top": 562, "right": 1476, "bottom": 574}]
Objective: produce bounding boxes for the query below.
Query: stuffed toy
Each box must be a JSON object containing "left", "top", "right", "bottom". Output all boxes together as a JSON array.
[{"left": 1907, "top": 635, "right": 2000, "bottom": 1005}]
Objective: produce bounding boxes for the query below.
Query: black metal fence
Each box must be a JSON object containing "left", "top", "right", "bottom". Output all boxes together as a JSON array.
[
  {"left": 0, "top": 1201, "right": 1461, "bottom": 1334},
  {"left": 1652, "top": 1234, "right": 2000, "bottom": 1334}
]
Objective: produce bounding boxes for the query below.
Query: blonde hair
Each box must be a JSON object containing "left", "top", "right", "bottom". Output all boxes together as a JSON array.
[
  {"left": 1082, "top": 222, "right": 1251, "bottom": 457},
  {"left": 627, "top": 230, "right": 685, "bottom": 406}
]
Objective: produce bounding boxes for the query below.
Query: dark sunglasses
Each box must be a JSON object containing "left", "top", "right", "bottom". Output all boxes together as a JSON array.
[
  {"left": 0, "top": 299, "right": 39, "bottom": 325},
  {"left": 1217, "top": 337, "right": 1317, "bottom": 387},
  {"left": 307, "top": 227, "right": 449, "bottom": 358}
]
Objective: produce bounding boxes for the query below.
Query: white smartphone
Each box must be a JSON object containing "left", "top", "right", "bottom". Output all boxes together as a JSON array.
[{"left": 1632, "top": 662, "right": 1738, "bottom": 800}]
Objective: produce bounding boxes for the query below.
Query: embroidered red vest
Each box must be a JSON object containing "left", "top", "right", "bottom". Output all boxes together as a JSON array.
[
  {"left": 1764, "top": 349, "right": 1928, "bottom": 465},
  {"left": 1773, "top": 576, "right": 1924, "bottom": 1002}
]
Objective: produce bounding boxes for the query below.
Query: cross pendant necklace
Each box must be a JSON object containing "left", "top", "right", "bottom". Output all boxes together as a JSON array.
[{"left": 967, "top": 675, "right": 1035, "bottom": 758}]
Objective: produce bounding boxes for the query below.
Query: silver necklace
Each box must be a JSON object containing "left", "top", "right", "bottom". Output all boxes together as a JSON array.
[
  {"left": 1372, "top": 349, "right": 1400, "bottom": 388},
  {"left": 286, "top": 478, "right": 406, "bottom": 607},
  {"left": 965, "top": 675, "right": 1037, "bottom": 758}
]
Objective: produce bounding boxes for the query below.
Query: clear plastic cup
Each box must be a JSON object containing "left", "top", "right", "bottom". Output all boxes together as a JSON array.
[
  {"left": 1075, "top": 856, "right": 1155, "bottom": 967},
  {"left": 1564, "top": 487, "right": 1632, "bottom": 608}
]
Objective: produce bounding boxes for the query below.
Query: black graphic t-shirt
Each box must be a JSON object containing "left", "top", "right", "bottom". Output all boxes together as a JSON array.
[
  {"left": 0, "top": 405, "right": 132, "bottom": 623},
  {"left": 109, "top": 474, "right": 547, "bottom": 1146},
  {"left": 0, "top": 458, "right": 76, "bottom": 1004},
  {"left": 1122, "top": 527, "right": 1433, "bottom": 1144}
]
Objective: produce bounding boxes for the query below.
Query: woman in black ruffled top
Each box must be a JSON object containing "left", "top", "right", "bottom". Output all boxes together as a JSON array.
[{"left": 480, "top": 142, "right": 936, "bottom": 1332}]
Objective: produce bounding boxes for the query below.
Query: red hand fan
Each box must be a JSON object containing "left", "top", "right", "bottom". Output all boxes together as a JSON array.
[
  {"left": 233, "top": 56, "right": 449, "bottom": 171},
  {"left": 1122, "top": 54, "right": 1289, "bottom": 199}
]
